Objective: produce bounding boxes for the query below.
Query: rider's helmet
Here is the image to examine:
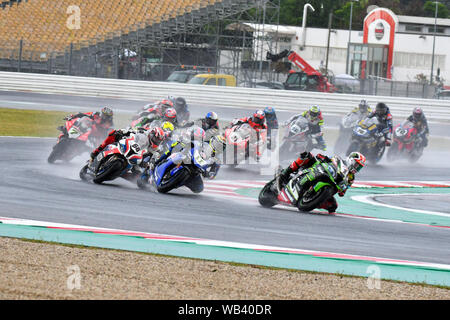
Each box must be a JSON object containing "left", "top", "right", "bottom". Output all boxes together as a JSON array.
[
  {"left": 99, "top": 107, "right": 113, "bottom": 123},
  {"left": 346, "top": 152, "right": 366, "bottom": 174},
  {"left": 188, "top": 126, "right": 206, "bottom": 143},
  {"left": 263, "top": 107, "right": 276, "bottom": 120},
  {"left": 174, "top": 97, "right": 187, "bottom": 111},
  {"left": 252, "top": 110, "right": 266, "bottom": 126},
  {"left": 205, "top": 111, "right": 218, "bottom": 128},
  {"left": 412, "top": 107, "right": 424, "bottom": 122},
  {"left": 375, "top": 102, "right": 388, "bottom": 119},
  {"left": 147, "top": 127, "right": 165, "bottom": 148},
  {"left": 163, "top": 108, "right": 177, "bottom": 124},
  {"left": 161, "top": 121, "right": 175, "bottom": 133},
  {"left": 359, "top": 100, "right": 369, "bottom": 113},
  {"left": 209, "top": 135, "right": 227, "bottom": 154},
  {"left": 309, "top": 105, "right": 320, "bottom": 120}
]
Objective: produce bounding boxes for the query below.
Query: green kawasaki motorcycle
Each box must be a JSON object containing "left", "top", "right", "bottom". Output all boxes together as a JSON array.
[{"left": 258, "top": 158, "right": 349, "bottom": 213}]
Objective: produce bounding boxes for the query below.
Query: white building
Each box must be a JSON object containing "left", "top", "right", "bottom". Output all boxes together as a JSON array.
[{"left": 236, "top": 7, "right": 450, "bottom": 85}]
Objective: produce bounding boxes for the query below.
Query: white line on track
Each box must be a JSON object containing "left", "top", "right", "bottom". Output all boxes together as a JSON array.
[{"left": 351, "top": 193, "right": 450, "bottom": 218}]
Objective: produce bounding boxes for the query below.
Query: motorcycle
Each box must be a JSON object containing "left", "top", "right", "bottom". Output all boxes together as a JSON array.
[
  {"left": 387, "top": 120, "right": 424, "bottom": 163},
  {"left": 279, "top": 116, "right": 314, "bottom": 160},
  {"left": 346, "top": 117, "right": 386, "bottom": 164},
  {"left": 224, "top": 123, "right": 267, "bottom": 165},
  {"left": 143, "top": 141, "right": 211, "bottom": 194},
  {"left": 131, "top": 103, "right": 162, "bottom": 121},
  {"left": 48, "top": 117, "right": 100, "bottom": 164},
  {"left": 79, "top": 132, "right": 149, "bottom": 184},
  {"left": 258, "top": 157, "right": 348, "bottom": 213},
  {"left": 130, "top": 113, "right": 161, "bottom": 129},
  {"left": 334, "top": 112, "right": 363, "bottom": 156}
]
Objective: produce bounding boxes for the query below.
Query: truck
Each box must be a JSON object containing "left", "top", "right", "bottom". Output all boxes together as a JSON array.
[{"left": 266, "top": 49, "right": 337, "bottom": 93}]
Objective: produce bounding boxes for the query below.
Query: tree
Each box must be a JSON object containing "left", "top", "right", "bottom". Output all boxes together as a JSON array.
[{"left": 423, "top": 1, "right": 449, "bottom": 18}]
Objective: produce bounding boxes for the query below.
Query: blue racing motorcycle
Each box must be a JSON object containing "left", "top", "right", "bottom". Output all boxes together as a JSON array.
[{"left": 139, "top": 141, "right": 212, "bottom": 194}]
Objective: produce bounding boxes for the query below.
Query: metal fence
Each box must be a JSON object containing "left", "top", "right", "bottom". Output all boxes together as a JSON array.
[{"left": 0, "top": 39, "right": 441, "bottom": 99}]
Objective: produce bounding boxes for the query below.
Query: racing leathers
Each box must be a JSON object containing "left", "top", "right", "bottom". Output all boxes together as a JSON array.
[
  {"left": 64, "top": 111, "right": 113, "bottom": 142},
  {"left": 278, "top": 152, "right": 355, "bottom": 213},
  {"left": 285, "top": 111, "right": 326, "bottom": 151},
  {"left": 406, "top": 114, "right": 429, "bottom": 148},
  {"left": 367, "top": 107, "right": 393, "bottom": 146},
  {"left": 265, "top": 112, "right": 279, "bottom": 151},
  {"left": 180, "top": 118, "right": 220, "bottom": 141},
  {"left": 230, "top": 116, "right": 267, "bottom": 161},
  {"left": 90, "top": 128, "right": 161, "bottom": 181},
  {"left": 138, "top": 139, "right": 221, "bottom": 193}
]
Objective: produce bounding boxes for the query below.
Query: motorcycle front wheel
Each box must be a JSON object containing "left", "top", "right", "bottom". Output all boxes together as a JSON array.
[
  {"left": 93, "top": 156, "right": 126, "bottom": 184},
  {"left": 156, "top": 167, "right": 191, "bottom": 194},
  {"left": 297, "top": 185, "right": 334, "bottom": 212},
  {"left": 47, "top": 138, "right": 69, "bottom": 163}
]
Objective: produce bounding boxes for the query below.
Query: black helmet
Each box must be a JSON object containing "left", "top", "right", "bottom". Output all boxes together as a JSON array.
[
  {"left": 375, "top": 102, "right": 388, "bottom": 117},
  {"left": 174, "top": 97, "right": 187, "bottom": 111}
]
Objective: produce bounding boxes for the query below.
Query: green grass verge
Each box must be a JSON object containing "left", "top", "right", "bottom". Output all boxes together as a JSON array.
[
  {"left": 0, "top": 108, "right": 69, "bottom": 137},
  {"left": 0, "top": 108, "right": 132, "bottom": 137}
]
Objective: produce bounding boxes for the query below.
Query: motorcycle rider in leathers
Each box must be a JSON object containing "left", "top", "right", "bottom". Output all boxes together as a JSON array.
[
  {"left": 367, "top": 102, "right": 393, "bottom": 147},
  {"left": 277, "top": 151, "right": 366, "bottom": 213},
  {"left": 285, "top": 105, "right": 327, "bottom": 151},
  {"left": 406, "top": 107, "right": 429, "bottom": 148},
  {"left": 350, "top": 99, "right": 372, "bottom": 119},
  {"left": 89, "top": 126, "right": 166, "bottom": 181},
  {"left": 137, "top": 128, "right": 226, "bottom": 193},
  {"left": 230, "top": 110, "right": 267, "bottom": 161},
  {"left": 180, "top": 111, "right": 220, "bottom": 142},
  {"left": 64, "top": 106, "right": 114, "bottom": 142},
  {"left": 264, "top": 107, "right": 279, "bottom": 150}
]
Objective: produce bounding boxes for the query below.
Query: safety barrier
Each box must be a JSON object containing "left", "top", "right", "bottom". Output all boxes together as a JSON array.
[{"left": 0, "top": 71, "right": 449, "bottom": 121}]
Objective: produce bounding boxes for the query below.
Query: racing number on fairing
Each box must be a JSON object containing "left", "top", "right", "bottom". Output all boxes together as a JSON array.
[{"left": 131, "top": 143, "right": 141, "bottom": 153}]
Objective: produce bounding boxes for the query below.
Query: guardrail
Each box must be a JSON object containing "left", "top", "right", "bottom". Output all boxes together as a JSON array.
[{"left": 0, "top": 71, "right": 449, "bottom": 121}]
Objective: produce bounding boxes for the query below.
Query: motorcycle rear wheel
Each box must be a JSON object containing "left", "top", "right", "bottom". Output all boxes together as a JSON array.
[
  {"left": 297, "top": 185, "right": 334, "bottom": 212},
  {"left": 258, "top": 179, "right": 278, "bottom": 208}
]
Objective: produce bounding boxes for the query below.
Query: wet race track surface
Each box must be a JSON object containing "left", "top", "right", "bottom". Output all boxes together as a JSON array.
[{"left": 1, "top": 91, "right": 450, "bottom": 265}]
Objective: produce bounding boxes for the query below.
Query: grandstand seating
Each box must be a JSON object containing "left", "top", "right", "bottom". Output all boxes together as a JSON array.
[{"left": 0, "top": 0, "right": 255, "bottom": 62}]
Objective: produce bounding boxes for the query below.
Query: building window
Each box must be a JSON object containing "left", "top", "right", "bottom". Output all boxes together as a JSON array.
[
  {"left": 427, "top": 26, "right": 446, "bottom": 34},
  {"left": 405, "top": 24, "right": 423, "bottom": 32}
]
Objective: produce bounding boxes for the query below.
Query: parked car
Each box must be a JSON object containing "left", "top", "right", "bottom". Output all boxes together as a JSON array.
[
  {"left": 187, "top": 74, "right": 237, "bottom": 87},
  {"left": 435, "top": 90, "right": 450, "bottom": 100},
  {"left": 166, "top": 70, "right": 198, "bottom": 83},
  {"left": 251, "top": 79, "right": 285, "bottom": 90}
]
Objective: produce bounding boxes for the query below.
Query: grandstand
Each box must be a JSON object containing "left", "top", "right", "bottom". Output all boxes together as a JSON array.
[{"left": 0, "top": 0, "right": 273, "bottom": 80}]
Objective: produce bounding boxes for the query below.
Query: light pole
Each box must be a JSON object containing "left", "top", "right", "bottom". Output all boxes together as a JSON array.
[
  {"left": 348, "top": 0, "right": 359, "bottom": 44},
  {"left": 300, "top": 3, "right": 315, "bottom": 50},
  {"left": 430, "top": 1, "right": 439, "bottom": 85},
  {"left": 346, "top": 0, "right": 359, "bottom": 74}
]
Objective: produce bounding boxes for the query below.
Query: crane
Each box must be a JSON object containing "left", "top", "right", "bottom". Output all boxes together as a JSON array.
[{"left": 266, "top": 49, "right": 336, "bottom": 93}]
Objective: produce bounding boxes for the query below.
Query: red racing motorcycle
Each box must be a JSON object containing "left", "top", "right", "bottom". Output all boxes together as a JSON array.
[
  {"left": 224, "top": 123, "right": 267, "bottom": 166},
  {"left": 387, "top": 120, "right": 424, "bottom": 163},
  {"left": 48, "top": 117, "right": 102, "bottom": 164}
]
